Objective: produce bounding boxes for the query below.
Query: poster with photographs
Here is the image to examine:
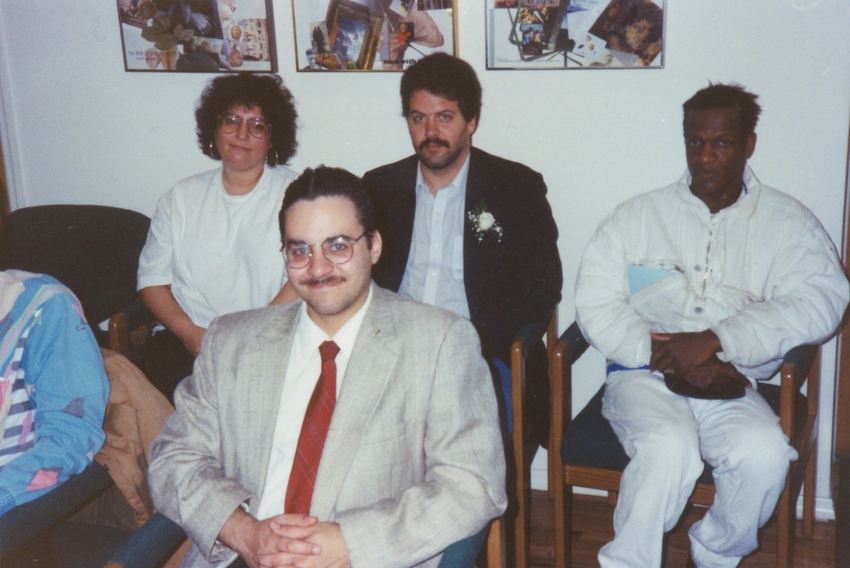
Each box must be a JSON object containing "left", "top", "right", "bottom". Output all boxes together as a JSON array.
[
  {"left": 117, "top": 0, "right": 277, "bottom": 72},
  {"left": 292, "top": 0, "right": 456, "bottom": 72},
  {"left": 487, "top": 0, "right": 664, "bottom": 70}
]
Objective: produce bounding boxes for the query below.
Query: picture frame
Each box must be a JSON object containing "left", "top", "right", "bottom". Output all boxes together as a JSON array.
[
  {"left": 487, "top": 0, "right": 665, "bottom": 70},
  {"left": 292, "top": 0, "right": 457, "bottom": 72},
  {"left": 117, "top": 0, "right": 277, "bottom": 72}
]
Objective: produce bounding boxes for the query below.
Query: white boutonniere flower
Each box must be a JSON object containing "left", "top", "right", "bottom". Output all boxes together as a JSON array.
[{"left": 467, "top": 204, "right": 503, "bottom": 243}]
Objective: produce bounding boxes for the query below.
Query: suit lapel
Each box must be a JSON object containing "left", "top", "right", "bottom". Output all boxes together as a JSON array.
[
  {"left": 241, "top": 303, "right": 301, "bottom": 504},
  {"left": 464, "top": 148, "right": 488, "bottom": 319},
  {"left": 386, "top": 159, "right": 418, "bottom": 291},
  {"left": 464, "top": 147, "right": 489, "bottom": 211},
  {"left": 311, "top": 287, "right": 400, "bottom": 519}
]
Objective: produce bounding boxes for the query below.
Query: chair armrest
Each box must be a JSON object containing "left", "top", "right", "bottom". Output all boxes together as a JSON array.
[
  {"left": 0, "top": 461, "right": 113, "bottom": 558},
  {"left": 782, "top": 343, "right": 818, "bottom": 391},
  {"left": 108, "top": 300, "right": 154, "bottom": 361},
  {"left": 104, "top": 512, "right": 186, "bottom": 568},
  {"left": 513, "top": 311, "right": 552, "bottom": 358},
  {"left": 436, "top": 524, "right": 489, "bottom": 568},
  {"left": 550, "top": 323, "right": 591, "bottom": 472},
  {"left": 558, "top": 321, "right": 590, "bottom": 365},
  {"left": 119, "top": 300, "right": 154, "bottom": 332}
]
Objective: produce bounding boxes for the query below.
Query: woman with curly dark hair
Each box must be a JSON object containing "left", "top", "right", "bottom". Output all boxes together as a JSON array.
[{"left": 138, "top": 73, "right": 299, "bottom": 400}]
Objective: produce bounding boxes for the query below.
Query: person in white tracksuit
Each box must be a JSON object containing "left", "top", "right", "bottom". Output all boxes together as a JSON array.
[{"left": 575, "top": 82, "right": 849, "bottom": 568}]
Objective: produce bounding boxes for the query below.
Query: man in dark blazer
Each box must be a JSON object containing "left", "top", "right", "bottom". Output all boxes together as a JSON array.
[{"left": 363, "top": 53, "right": 562, "bottom": 448}]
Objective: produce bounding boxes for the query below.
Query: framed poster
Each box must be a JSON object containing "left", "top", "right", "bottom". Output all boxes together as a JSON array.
[
  {"left": 487, "top": 0, "right": 664, "bottom": 70},
  {"left": 292, "top": 0, "right": 457, "bottom": 71},
  {"left": 117, "top": 0, "right": 277, "bottom": 72}
]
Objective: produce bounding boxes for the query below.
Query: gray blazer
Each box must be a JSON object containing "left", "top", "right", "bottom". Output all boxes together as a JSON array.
[{"left": 148, "top": 285, "right": 507, "bottom": 567}]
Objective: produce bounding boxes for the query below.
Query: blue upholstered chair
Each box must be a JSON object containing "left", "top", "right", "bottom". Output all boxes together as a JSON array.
[{"left": 549, "top": 322, "right": 820, "bottom": 568}]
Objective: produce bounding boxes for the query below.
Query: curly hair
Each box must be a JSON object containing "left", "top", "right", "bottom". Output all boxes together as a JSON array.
[
  {"left": 196, "top": 73, "right": 298, "bottom": 167},
  {"left": 400, "top": 53, "right": 482, "bottom": 125}
]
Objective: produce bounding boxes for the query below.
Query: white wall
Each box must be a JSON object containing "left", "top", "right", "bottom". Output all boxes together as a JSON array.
[{"left": 1, "top": 1, "right": 849, "bottom": 517}]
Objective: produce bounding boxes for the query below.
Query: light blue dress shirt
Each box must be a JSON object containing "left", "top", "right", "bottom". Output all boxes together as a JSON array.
[{"left": 399, "top": 155, "right": 471, "bottom": 319}]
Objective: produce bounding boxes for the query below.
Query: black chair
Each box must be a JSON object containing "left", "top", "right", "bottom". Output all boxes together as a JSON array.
[
  {"left": 0, "top": 463, "right": 115, "bottom": 555},
  {"left": 550, "top": 322, "right": 820, "bottom": 568},
  {"left": 0, "top": 204, "right": 154, "bottom": 362}
]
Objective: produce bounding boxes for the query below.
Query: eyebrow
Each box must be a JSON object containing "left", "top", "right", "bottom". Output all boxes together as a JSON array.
[
  {"left": 225, "top": 108, "right": 266, "bottom": 119},
  {"left": 285, "top": 234, "right": 351, "bottom": 246},
  {"left": 410, "top": 108, "right": 456, "bottom": 116}
]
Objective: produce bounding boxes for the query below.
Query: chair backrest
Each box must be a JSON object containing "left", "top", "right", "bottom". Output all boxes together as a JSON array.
[{"left": 0, "top": 205, "right": 151, "bottom": 326}]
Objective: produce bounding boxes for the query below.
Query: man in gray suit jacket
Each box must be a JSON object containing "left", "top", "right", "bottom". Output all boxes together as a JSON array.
[{"left": 148, "top": 166, "right": 507, "bottom": 568}]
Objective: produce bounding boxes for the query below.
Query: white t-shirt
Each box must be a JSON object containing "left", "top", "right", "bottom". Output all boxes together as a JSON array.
[{"left": 138, "top": 165, "right": 299, "bottom": 327}]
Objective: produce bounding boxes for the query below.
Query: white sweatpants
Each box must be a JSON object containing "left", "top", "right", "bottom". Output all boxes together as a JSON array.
[{"left": 597, "top": 369, "right": 797, "bottom": 568}]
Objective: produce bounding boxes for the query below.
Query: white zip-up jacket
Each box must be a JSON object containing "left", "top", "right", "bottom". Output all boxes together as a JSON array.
[{"left": 575, "top": 166, "right": 849, "bottom": 379}]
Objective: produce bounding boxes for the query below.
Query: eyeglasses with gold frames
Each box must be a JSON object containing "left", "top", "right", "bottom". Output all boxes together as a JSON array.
[
  {"left": 283, "top": 233, "right": 367, "bottom": 269},
  {"left": 218, "top": 114, "right": 271, "bottom": 139}
]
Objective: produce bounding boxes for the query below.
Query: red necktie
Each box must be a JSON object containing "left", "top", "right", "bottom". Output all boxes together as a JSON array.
[{"left": 284, "top": 340, "right": 340, "bottom": 514}]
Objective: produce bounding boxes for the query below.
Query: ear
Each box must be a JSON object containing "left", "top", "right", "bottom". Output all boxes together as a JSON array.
[
  {"left": 369, "top": 230, "right": 383, "bottom": 265},
  {"left": 745, "top": 132, "right": 757, "bottom": 159},
  {"left": 466, "top": 116, "right": 478, "bottom": 137}
]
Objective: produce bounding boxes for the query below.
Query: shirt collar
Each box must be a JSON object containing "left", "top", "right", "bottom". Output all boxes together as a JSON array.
[
  {"left": 415, "top": 152, "right": 471, "bottom": 200},
  {"left": 677, "top": 164, "right": 760, "bottom": 219},
  {"left": 0, "top": 269, "right": 31, "bottom": 321},
  {"left": 295, "top": 285, "right": 373, "bottom": 358}
]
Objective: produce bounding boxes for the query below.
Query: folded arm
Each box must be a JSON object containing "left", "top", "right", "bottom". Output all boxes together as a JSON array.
[
  {"left": 650, "top": 330, "right": 722, "bottom": 375},
  {"left": 575, "top": 210, "right": 653, "bottom": 367},
  {"left": 709, "top": 227, "right": 849, "bottom": 372}
]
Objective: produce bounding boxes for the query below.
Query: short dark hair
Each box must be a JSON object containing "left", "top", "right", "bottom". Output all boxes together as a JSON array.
[
  {"left": 400, "top": 53, "right": 482, "bottom": 124},
  {"left": 682, "top": 83, "right": 761, "bottom": 136},
  {"left": 279, "top": 166, "right": 377, "bottom": 247},
  {"left": 196, "top": 73, "right": 298, "bottom": 166}
]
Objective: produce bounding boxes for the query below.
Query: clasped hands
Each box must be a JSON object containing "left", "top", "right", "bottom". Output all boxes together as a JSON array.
[
  {"left": 224, "top": 510, "right": 351, "bottom": 568},
  {"left": 650, "top": 330, "right": 750, "bottom": 399}
]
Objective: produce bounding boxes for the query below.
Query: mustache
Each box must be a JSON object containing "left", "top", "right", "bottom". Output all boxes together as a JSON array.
[
  {"left": 299, "top": 276, "right": 346, "bottom": 287},
  {"left": 419, "top": 137, "right": 449, "bottom": 150}
]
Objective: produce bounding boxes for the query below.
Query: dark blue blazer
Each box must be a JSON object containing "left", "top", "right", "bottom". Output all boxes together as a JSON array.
[{"left": 363, "top": 147, "right": 562, "bottom": 362}]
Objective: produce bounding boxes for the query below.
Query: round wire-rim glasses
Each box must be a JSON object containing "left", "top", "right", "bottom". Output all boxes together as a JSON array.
[
  {"left": 218, "top": 113, "right": 272, "bottom": 139},
  {"left": 284, "top": 233, "right": 367, "bottom": 269}
]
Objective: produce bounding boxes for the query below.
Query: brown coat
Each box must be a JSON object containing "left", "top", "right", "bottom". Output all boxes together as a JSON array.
[{"left": 72, "top": 348, "right": 173, "bottom": 533}]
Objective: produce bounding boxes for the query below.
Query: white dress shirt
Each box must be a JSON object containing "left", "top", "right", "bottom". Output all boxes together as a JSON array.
[
  {"left": 256, "top": 288, "right": 373, "bottom": 519},
  {"left": 399, "top": 155, "right": 471, "bottom": 319}
]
